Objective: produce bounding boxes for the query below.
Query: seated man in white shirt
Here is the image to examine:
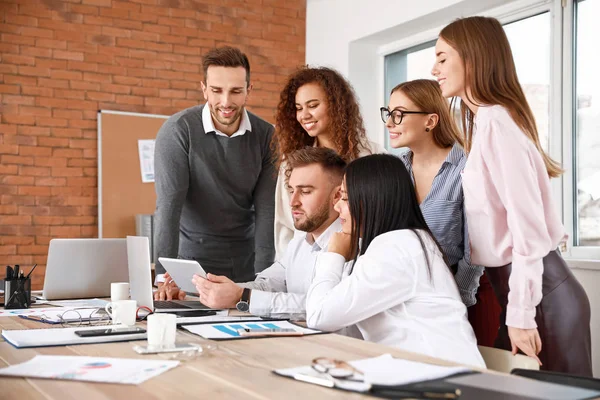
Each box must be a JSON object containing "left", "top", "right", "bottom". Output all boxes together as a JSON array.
[{"left": 192, "top": 147, "right": 346, "bottom": 318}]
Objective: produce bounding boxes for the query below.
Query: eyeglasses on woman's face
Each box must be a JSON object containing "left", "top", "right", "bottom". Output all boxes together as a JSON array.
[{"left": 380, "top": 107, "right": 430, "bottom": 125}]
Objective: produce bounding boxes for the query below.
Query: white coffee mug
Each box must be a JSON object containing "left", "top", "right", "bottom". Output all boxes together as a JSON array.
[
  {"left": 105, "top": 299, "right": 137, "bottom": 326},
  {"left": 147, "top": 313, "right": 177, "bottom": 348},
  {"left": 111, "top": 282, "right": 130, "bottom": 302}
]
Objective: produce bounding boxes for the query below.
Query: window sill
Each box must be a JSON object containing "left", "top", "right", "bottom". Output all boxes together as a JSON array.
[{"left": 565, "top": 258, "right": 600, "bottom": 271}]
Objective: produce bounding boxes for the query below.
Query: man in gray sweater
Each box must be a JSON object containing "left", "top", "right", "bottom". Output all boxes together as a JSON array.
[{"left": 153, "top": 47, "right": 276, "bottom": 300}]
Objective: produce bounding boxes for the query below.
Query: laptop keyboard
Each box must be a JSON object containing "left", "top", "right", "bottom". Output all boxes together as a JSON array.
[{"left": 154, "top": 300, "right": 191, "bottom": 309}]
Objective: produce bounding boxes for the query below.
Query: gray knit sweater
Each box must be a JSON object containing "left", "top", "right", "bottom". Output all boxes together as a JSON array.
[{"left": 153, "top": 105, "right": 276, "bottom": 276}]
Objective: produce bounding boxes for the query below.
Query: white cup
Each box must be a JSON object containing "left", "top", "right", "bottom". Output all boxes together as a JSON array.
[
  {"left": 111, "top": 282, "right": 130, "bottom": 302},
  {"left": 105, "top": 299, "right": 137, "bottom": 326},
  {"left": 147, "top": 313, "right": 177, "bottom": 349}
]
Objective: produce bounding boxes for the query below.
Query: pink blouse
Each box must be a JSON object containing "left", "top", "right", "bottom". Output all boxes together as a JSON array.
[{"left": 462, "top": 105, "right": 566, "bottom": 330}]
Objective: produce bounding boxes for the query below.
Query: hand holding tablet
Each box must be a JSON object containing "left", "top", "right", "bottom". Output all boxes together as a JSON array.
[{"left": 157, "top": 258, "right": 208, "bottom": 294}]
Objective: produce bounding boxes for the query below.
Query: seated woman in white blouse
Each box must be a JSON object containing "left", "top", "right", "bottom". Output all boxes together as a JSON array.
[{"left": 306, "top": 154, "right": 485, "bottom": 368}]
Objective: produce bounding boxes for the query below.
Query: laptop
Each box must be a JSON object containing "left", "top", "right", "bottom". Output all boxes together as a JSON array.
[
  {"left": 126, "top": 236, "right": 212, "bottom": 312},
  {"left": 42, "top": 239, "right": 130, "bottom": 300}
]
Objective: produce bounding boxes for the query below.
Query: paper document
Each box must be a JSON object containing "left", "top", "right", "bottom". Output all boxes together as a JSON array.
[
  {"left": 275, "top": 354, "right": 471, "bottom": 391},
  {"left": 176, "top": 314, "right": 263, "bottom": 325},
  {"left": 2, "top": 324, "right": 147, "bottom": 348},
  {"left": 46, "top": 298, "right": 109, "bottom": 308},
  {"left": 138, "top": 139, "right": 155, "bottom": 183},
  {"left": 182, "top": 320, "right": 321, "bottom": 340},
  {"left": 0, "top": 355, "right": 179, "bottom": 385},
  {"left": 0, "top": 307, "right": 66, "bottom": 316},
  {"left": 21, "top": 308, "right": 108, "bottom": 324}
]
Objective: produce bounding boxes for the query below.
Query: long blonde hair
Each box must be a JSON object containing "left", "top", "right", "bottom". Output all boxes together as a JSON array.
[
  {"left": 439, "top": 16, "right": 562, "bottom": 177},
  {"left": 391, "top": 79, "right": 464, "bottom": 149}
]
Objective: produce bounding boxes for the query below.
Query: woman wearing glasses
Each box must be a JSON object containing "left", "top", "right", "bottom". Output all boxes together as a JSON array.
[
  {"left": 432, "top": 16, "right": 591, "bottom": 375},
  {"left": 381, "top": 79, "right": 499, "bottom": 346},
  {"left": 306, "top": 154, "right": 485, "bottom": 368},
  {"left": 272, "top": 66, "right": 384, "bottom": 258}
]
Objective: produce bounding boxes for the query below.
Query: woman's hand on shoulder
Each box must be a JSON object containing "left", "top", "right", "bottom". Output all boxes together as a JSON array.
[{"left": 328, "top": 232, "right": 355, "bottom": 261}]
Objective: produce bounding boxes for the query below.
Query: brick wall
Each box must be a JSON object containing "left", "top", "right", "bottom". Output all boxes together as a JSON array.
[{"left": 0, "top": 0, "right": 306, "bottom": 289}]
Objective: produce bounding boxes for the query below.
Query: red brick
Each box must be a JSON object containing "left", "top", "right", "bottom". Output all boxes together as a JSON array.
[
  {"left": 53, "top": 148, "right": 83, "bottom": 158},
  {"left": 17, "top": 245, "right": 49, "bottom": 255},
  {"left": 69, "top": 119, "right": 96, "bottom": 129},
  {"left": 52, "top": 167, "right": 84, "bottom": 177},
  {"left": 4, "top": 135, "right": 36, "bottom": 146},
  {"left": 49, "top": 69, "right": 82, "bottom": 80},
  {"left": 145, "top": 97, "right": 171, "bottom": 107},
  {"left": 3, "top": 75, "right": 37, "bottom": 86},
  {"left": 113, "top": 75, "right": 141, "bottom": 85},
  {"left": 19, "top": 146, "right": 52, "bottom": 157},
  {"left": 67, "top": 42, "right": 99, "bottom": 54},
  {"left": 34, "top": 157, "right": 68, "bottom": 168},
  {"left": 22, "top": 86, "right": 54, "bottom": 98},
  {"left": 142, "top": 23, "right": 169, "bottom": 34},
  {"left": 68, "top": 158, "right": 96, "bottom": 167},
  {"left": 1, "top": 33, "right": 35, "bottom": 46},
  {"left": 18, "top": 66, "right": 51, "bottom": 77},
  {"left": 35, "top": 177, "right": 67, "bottom": 187},
  {"left": 82, "top": 0, "right": 112, "bottom": 6},
  {"left": 33, "top": 216, "right": 65, "bottom": 225},
  {"left": 0, "top": 236, "right": 35, "bottom": 245},
  {"left": 35, "top": 38, "right": 68, "bottom": 49},
  {"left": 83, "top": 72, "right": 111, "bottom": 83},
  {"left": 36, "top": 117, "right": 68, "bottom": 127},
  {"left": 70, "top": 4, "right": 100, "bottom": 15},
  {"left": 18, "top": 126, "right": 51, "bottom": 136},
  {"left": 131, "top": 87, "right": 159, "bottom": 96},
  {"left": 99, "top": 7, "right": 129, "bottom": 19},
  {"left": 1, "top": 155, "right": 34, "bottom": 165},
  {"left": 69, "top": 139, "right": 96, "bottom": 149},
  {"left": 0, "top": 144, "right": 19, "bottom": 155},
  {"left": 0, "top": 165, "right": 18, "bottom": 175},
  {"left": 0, "top": 216, "right": 32, "bottom": 226},
  {"left": 20, "top": 46, "right": 53, "bottom": 58},
  {"left": 52, "top": 128, "right": 83, "bottom": 138},
  {"left": 67, "top": 177, "right": 96, "bottom": 187},
  {"left": 115, "top": 57, "right": 144, "bottom": 68},
  {"left": 2, "top": 175, "right": 35, "bottom": 185},
  {"left": 86, "top": 91, "right": 116, "bottom": 101},
  {"left": 53, "top": 50, "right": 84, "bottom": 61},
  {"left": 54, "top": 89, "right": 85, "bottom": 100},
  {"left": 18, "top": 106, "right": 51, "bottom": 117},
  {"left": 36, "top": 97, "right": 68, "bottom": 109},
  {"left": 0, "top": 245, "right": 17, "bottom": 255},
  {"left": 67, "top": 61, "right": 99, "bottom": 73},
  {"left": 50, "top": 226, "right": 81, "bottom": 236},
  {"left": 53, "top": 109, "right": 83, "bottom": 120},
  {"left": 18, "top": 206, "right": 50, "bottom": 217},
  {"left": 20, "top": 166, "right": 51, "bottom": 176},
  {"left": 0, "top": 204, "right": 18, "bottom": 214},
  {"left": 70, "top": 80, "right": 101, "bottom": 91},
  {"left": 112, "top": 18, "right": 143, "bottom": 30},
  {"left": 37, "top": 78, "right": 69, "bottom": 89},
  {"left": 100, "top": 83, "right": 131, "bottom": 94},
  {"left": 20, "top": 26, "right": 54, "bottom": 39},
  {"left": 2, "top": 54, "right": 36, "bottom": 66}
]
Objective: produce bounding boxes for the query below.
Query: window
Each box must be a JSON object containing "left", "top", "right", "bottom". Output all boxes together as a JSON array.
[
  {"left": 574, "top": 0, "right": 600, "bottom": 246},
  {"left": 383, "top": 13, "right": 551, "bottom": 152}
]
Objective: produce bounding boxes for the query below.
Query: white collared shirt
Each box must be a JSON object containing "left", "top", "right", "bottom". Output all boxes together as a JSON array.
[
  {"left": 201, "top": 102, "right": 252, "bottom": 138},
  {"left": 306, "top": 229, "right": 486, "bottom": 368},
  {"left": 239, "top": 219, "right": 349, "bottom": 319}
]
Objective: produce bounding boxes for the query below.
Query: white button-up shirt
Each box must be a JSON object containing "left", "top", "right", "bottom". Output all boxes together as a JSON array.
[
  {"left": 306, "top": 229, "right": 485, "bottom": 368},
  {"left": 201, "top": 102, "right": 252, "bottom": 138},
  {"left": 240, "top": 219, "right": 347, "bottom": 319}
]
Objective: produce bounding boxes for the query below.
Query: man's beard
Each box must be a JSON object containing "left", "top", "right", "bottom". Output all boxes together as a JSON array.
[
  {"left": 210, "top": 104, "right": 243, "bottom": 127},
  {"left": 293, "top": 202, "right": 330, "bottom": 233}
]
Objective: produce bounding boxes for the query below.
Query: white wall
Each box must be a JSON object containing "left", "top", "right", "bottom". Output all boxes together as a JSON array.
[{"left": 306, "top": 0, "right": 600, "bottom": 377}]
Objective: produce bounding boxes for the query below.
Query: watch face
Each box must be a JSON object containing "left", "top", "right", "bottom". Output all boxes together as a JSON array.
[{"left": 236, "top": 301, "right": 249, "bottom": 312}]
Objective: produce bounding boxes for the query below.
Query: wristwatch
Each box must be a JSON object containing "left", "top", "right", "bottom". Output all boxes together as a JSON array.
[{"left": 235, "top": 288, "right": 251, "bottom": 312}]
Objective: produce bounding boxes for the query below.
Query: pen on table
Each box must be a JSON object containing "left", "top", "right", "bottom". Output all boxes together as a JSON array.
[{"left": 25, "top": 264, "right": 38, "bottom": 280}]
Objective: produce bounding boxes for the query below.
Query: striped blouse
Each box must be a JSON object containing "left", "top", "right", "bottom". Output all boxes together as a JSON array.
[{"left": 400, "top": 144, "right": 484, "bottom": 306}]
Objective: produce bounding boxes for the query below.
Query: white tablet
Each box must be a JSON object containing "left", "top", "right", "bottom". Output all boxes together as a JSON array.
[{"left": 157, "top": 258, "right": 208, "bottom": 294}]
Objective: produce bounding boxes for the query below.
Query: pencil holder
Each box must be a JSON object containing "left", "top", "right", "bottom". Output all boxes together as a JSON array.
[{"left": 4, "top": 277, "right": 32, "bottom": 309}]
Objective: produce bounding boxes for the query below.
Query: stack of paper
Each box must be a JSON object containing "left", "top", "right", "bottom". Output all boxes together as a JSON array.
[
  {"left": 182, "top": 320, "right": 321, "bottom": 340},
  {"left": 2, "top": 324, "right": 147, "bottom": 348},
  {"left": 0, "top": 355, "right": 178, "bottom": 384}
]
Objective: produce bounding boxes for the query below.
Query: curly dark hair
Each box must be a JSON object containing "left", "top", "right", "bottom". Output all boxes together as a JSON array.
[{"left": 272, "top": 66, "right": 370, "bottom": 169}]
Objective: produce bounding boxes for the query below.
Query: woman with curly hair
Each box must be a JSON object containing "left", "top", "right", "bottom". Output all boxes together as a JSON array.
[{"left": 272, "top": 66, "right": 384, "bottom": 258}]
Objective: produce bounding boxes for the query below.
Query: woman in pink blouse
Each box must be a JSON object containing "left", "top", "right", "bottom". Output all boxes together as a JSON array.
[{"left": 432, "top": 16, "right": 592, "bottom": 375}]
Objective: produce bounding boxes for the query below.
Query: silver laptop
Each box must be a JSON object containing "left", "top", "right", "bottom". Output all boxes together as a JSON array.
[
  {"left": 42, "top": 238, "right": 129, "bottom": 300},
  {"left": 126, "top": 236, "right": 211, "bottom": 312}
]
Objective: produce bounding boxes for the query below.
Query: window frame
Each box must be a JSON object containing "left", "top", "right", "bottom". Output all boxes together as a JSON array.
[{"left": 379, "top": 0, "right": 600, "bottom": 265}]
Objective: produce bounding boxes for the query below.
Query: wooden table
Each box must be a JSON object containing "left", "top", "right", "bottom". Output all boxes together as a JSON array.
[{"left": 0, "top": 315, "right": 467, "bottom": 399}]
